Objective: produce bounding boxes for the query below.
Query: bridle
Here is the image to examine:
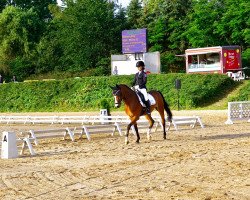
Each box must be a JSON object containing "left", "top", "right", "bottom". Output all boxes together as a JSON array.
[{"left": 112, "top": 88, "right": 122, "bottom": 108}]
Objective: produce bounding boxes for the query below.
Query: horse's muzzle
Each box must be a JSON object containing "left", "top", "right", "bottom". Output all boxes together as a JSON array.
[{"left": 115, "top": 103, "right": 120, "bottom": 108}]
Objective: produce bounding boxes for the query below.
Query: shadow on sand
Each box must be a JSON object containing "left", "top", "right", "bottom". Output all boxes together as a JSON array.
[{"left": 200, "top": 132, "right": 250, "bottom": 140}]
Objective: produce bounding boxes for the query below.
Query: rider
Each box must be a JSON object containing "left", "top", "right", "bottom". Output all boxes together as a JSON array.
[{"left": 132, "top": 61, "right": 151, "bottom": 114}]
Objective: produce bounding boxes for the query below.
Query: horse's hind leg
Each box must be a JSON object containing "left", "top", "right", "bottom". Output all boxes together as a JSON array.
[
  {"left": 157, "top": 108, "right": 167, "bottom": 139},
  {"left": 161, "top": 114, "right": 167, "bottom": 139},
  {"left": 145, "top": 115, "right": 155, "bottom": 141}
]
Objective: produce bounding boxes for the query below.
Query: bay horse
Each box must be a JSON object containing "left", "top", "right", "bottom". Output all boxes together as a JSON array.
[{"left": 111, "top": 84, "right": 172, "bottom": 144}]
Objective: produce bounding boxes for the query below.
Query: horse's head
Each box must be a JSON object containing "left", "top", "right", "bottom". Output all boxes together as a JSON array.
[{"left": 111, "top": 84, "right": 122, "bottom": 108}]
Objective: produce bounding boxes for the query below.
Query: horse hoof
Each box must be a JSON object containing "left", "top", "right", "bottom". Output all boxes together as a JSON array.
[
  {"left": 147, "top": 135, "right": 152, "bottom": 141},
  {"left": 163, "top": 136, "right": 167, "bottom": 140},
  {"left": 136, "top": 140, "right": 140, "bottom": 143},
  {"left": 125, "top": 137, "right": 129, "bottom": 145}
]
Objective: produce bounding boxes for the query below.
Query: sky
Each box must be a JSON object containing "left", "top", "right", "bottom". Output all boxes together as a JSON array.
[{"left": 118, "top": 0, "right": 131, "bottom": 7}]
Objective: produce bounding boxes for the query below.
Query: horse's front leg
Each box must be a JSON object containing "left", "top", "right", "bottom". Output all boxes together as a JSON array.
[
  {"left": 145, "top": 115, "right": 155, "bottom": 141},
  {"left": 133, "top": 123, "right": 140, "bottom": 143},
  {"left": 125, "top": 122, "right": 133, "bottom": 145},
  {"left": 125, "top": 120, "right": 140, "bottom": 144}
]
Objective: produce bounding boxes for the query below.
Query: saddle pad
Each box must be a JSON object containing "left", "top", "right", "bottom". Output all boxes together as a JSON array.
[{"left": 137, "top": 93, "right": 156, "bottom": 107}]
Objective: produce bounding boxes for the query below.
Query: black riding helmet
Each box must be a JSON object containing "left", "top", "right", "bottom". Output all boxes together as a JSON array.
[{"left": 136, "top": 61, "right": 145, "bottom": 68}]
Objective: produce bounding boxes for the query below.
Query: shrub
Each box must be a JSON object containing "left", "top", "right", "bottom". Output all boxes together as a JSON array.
[{"left": 0, "top": 74, "right": 240, "bottom": 112}]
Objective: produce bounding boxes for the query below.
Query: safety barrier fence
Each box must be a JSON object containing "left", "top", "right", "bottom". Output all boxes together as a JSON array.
[
  {"left": 225, "top": 101, "right": 250, "bottom": 124},
  {"left": 0, "top": 114, "right": 204, "bottom": 128},
  {"left": 1, "top": 115, "right": 204, "bottom": 158}
]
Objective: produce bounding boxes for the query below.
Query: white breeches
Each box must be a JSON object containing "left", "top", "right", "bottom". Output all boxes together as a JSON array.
[{"left": 135, "top": 86, "right": 148, "bottom": 101}]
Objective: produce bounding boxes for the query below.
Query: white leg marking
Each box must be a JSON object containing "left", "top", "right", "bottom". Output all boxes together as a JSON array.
[
  {"left": 147, "top": 128, "right": 152, "bottom": 141},
  {"left": 125, "top": 136, "right": 129, "bottom": 145}
]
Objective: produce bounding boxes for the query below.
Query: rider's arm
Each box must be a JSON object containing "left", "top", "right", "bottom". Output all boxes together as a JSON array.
[
  {"left": 131, "top": 73, "right": 137, "bottom": 86},
  {"left": 142, "top": 72, "right": 147, "bottom": 85}
]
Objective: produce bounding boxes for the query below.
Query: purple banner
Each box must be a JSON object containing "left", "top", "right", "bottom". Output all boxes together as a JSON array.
[{"left": 122, "top": 28, "right": 147, "bottom": 54}]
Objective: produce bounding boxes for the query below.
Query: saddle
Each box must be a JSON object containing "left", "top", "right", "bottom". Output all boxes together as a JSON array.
[{"left": 135, "top": 90, "right": 156, "bottom": 107}]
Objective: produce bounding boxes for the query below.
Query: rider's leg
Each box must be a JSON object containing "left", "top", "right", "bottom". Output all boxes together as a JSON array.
[
  {"left": 139, "top": 89, "right": 150, "bottom": 114},
  {"left": 144, "top": 100, "right": 151, "bottom": 114}
]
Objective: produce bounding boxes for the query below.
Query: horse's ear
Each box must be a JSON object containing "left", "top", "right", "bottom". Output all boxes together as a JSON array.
[{"left": 116, "top": 84, "right": 120, "bottom": 89}]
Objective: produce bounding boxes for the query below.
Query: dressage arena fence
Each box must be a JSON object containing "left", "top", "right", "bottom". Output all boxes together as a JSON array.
[
  {"left": 1, "top": 115, "right": 204, "bottom": 158},
  {"left": 225, "top": 101, "right": 250, "bottom": 124}
]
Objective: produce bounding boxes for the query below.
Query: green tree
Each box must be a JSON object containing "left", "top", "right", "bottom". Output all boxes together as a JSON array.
[
  {"left": 0, "top": 6, "right": 43, "bottom": 80},
  {"left": 6, "top": 0, "right": 57, "bottom": 20},
  {"left": 127, "top": 0, "right": 143, "bottom": 28},
  {"left": 140, "top": 0, "right": 192, "bottom": 72},
  {"left": 184, "top": 0, "right": 249, "bottom": 48},
  {"left": 0, "top": 0, "right": 6, "bottom": 12},
  {"left": 54, "top": 0, "right": 123, "bottom": 71},
  {"left": 35, "top": 1, "right": 128, "bottom": 76},
  {"left": 215, "top": 0, "right": 250, "bottom": 47},
  {"left": 35, "top": 4, "right": 64, "bottom": 74},
  {"left": 112, "top": 5, "right": 129, "bottom": 53},
  {"left": 184, "top": 0, "right": 224, "bottom": 47}
]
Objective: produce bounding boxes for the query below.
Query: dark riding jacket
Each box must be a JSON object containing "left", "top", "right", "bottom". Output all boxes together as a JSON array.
[{"left": 132, "top": 71, "right": 147, "bottom": 89}]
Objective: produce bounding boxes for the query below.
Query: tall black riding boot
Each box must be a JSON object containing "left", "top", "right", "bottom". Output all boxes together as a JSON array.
[{"left": 145, "top": 100, "right": 151, "bottom": 115}]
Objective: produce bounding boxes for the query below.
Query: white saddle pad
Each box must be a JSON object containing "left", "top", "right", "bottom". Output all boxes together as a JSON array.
[{"left": 137, "top": 93, "right": 156, "bottom": 107}]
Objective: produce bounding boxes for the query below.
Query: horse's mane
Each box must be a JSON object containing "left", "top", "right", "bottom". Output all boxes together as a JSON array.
[
  {"left": 118, "top": 84, "right": 132, "bottom": 90},
  {"left": 118, "top": 84, "right": 137, "bottom": 97}
]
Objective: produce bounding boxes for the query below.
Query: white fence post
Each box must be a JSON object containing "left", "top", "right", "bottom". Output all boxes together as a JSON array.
[
  {"left": 1, "top": 132, "right": 18, "bottom": 159},
  {"left": 100, "top": 109, "right": 108, "bottom": 124}
]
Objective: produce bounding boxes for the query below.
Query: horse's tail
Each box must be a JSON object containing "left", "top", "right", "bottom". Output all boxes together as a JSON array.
[{"left": 158, "top": 91, "right": 172, "bottom": 122}]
